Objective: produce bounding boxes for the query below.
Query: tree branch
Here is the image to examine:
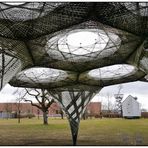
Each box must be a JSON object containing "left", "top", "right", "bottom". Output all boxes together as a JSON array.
[
  {"left": 34, "top": 88, "right": 40, "bottom": 97},
  {"left": 35, "top": 96, "right": 42, "bottom": 104},
  {"left": 25, "top": 88, "right": 36, "bottom": 97},
  {"left": 46, "top": 99, "right": 54, "bottom": 108},
  {"left": 24, "top": 99, "right": 42, "bottom": 110}
]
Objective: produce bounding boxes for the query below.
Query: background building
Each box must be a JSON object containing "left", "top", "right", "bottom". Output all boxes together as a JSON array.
[
  {"left": 86, "top": 102, "right": 101, "bottom": 117},
  {"left": 0, "top": 102, "right": 101, "bottom": 118},
  {"left": 122, "top": 95, "right": 141, "bottom": 119}
]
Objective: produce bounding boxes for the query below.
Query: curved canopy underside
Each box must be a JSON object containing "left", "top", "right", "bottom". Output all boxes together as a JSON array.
[
  {"left": 0, "top": 2, "right": 147, "bottom": 40},
  {"left": 9, "top": 64, "right": 145, "bottom": 89},
  {"left": 0, "top": 2, "right": 147, "bottom": 91}
]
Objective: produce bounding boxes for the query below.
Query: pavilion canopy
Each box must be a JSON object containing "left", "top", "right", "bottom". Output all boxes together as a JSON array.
[{"left": 0, "top": 2, "right": 148, "bottom": 145}]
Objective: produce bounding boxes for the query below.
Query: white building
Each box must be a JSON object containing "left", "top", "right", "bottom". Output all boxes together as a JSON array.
[{"left": 122, "top": 95, "right": 141, "bottom": 118}]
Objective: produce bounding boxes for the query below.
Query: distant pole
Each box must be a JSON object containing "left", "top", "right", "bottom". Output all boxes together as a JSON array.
[
  {"left": 114, "top": 94, "right": 124, "bottom": 116},
  {"left": 114, "top": 84, "right": 123, "bottom": 116}
]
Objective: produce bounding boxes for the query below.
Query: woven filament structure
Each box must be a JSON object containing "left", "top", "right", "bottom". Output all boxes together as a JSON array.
[{"left": 0, "top": 2, "right": 148, "bottom": 145}]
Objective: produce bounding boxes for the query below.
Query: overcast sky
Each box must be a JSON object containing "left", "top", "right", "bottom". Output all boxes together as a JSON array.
[
  {"left": 0, "top": 81, "right": 148, "bottom": 110},
  {"left": 92, "top": 81, "right": 148, "bottom": 110}
]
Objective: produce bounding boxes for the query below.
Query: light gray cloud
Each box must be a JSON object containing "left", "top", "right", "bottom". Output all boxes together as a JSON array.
[{"left": 92, "top": 81, "right": 148, "bottom": 110}]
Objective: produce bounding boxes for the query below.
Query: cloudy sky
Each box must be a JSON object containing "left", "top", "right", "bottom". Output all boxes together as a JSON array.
[
  {"left": 92, "top": 81, "right": 148, "bottom": 110},
  {"left": 0, "top": 81, "right": 148, "bottom": 110}
]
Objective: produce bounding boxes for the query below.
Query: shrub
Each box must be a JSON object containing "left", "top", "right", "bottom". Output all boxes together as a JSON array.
[
  {"left": 141, "top": 112, "right": 148, "bottom": 118},
  {"left": 102, "top": 113, "right": 121, "bottom": 118},
  {"left": 17, "top": 113, "right": 35, "bottom": 118}
]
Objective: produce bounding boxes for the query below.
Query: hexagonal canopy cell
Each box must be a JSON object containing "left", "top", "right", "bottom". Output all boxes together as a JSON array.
[
  {"left": 0, "top": 38, "right": 34, "bottom": 89},
  {"left": 0, "top": 53, "right": 22, "bottom": 89},
  {"left": 9, "top": 67, "right": 77, "bottom": 89},
  {"left": 3, "top": 2, "right": 26, "bottom": 6},
  {"left": 0, "top": 2, "right": 66, "bottom": 22},
  {"left": 79, "top": 64, "right": 146, "bottom": 87},
  {"left": 19, "top": 67, "right": 66, "bottom": 81},
  {"left": 58, "top": 30, "right": 109, "bottom": 55},
  {"left": 124, "top": 2, "right": 148, "bottom": 16},
  {"left": 45, "top": 26, "right": 126, "bottom": 72},
  {"left": 49, "top": 28, "right": 120, "bottom": 57},
  {"left": 140, "top": 52, "right": 148, "bottom": 73},
  {"left": 144, "top": 74, "right": 148, "bottom": 80},
  {"left": 89, "top": 64, "right": 136, "bottom": 80},
  {"left": 0, "top": 2, "right": 40, "bottom": 21}
]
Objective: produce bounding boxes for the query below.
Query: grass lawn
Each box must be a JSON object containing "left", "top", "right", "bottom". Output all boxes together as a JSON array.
[{"left": 0, "top": 117, "right": 148, "bottom": 145}]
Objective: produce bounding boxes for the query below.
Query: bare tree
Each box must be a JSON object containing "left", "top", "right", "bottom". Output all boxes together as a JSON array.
[
  {"left": 24, "top": 88, "right": 54, "bottom": 125},
  {"left": 99, "top": 92, "right": 116, "bottom": 118},
  {"left": 105, "top": 93, "right": 115, "bottom": 113},
  {"left": 13, "top": 88, "right": 27, "bottom": 123},
  {"left": 16, "top": 98, "right": 23, "bottom": 123},
  {"left": 13, "top": 69, "right": 55, "bottom": 124}
]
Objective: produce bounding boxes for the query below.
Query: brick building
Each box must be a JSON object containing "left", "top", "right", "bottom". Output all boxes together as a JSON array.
[
  {"left": 0, "top": 102, "right": 101, "bottom": 118},
  {"left": 86, "top": 102, "right": 101, "bottom": 116},
  {"left": 0, "top": 102, "right": 61, "bottom": 116}
]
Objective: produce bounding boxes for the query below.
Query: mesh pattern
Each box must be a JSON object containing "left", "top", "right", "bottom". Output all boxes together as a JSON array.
[
  {"left": 0, "top": 53, "right": 21, "bottom": 89},
  {"left": 95, "top": 3, "right": 148, "bottom": 36},
  {"left": 79, "top": 64, "right": 145, "bottom": 87},
  {"left": 0, "top": 2, "right": 148, "bottom": 145},
  {"left": 27, "top": 21, "right": 142, "bottom": 72},
  {"left": 10, "top": 67, "right": 77, "bottom": 89},
  {"left": 10, "top": 64, "right": 145, "bottom": 89},
  {"left": 0, "top": 2, "right": 66, "bottom": 21},
  {"left": 48, "top": 88, "right": 100, "bottom": 145},
  {"left": 0, "top": 37, "right": 33, "bottom": 89},
  {"left": 0, "top": 2, "right": 147, "bottom": 40},
  {"left": 0, "top": 2, "right": 93, "bottom": 40}
]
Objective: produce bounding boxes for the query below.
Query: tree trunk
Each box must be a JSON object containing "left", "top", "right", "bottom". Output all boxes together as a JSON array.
[
  {"left": 37, "top": 109, "right": 40, "bottom": 120},
  {"left": 60, "top": 110, "right": 64, "bottom": 119},
  {"left": 61, "top": 113, "right": 64, "bottom": 119},
  {"left": 18, "top": 110, "right": 21, "bottom": 123},
  {"left": 43, "top": 110, "right": 48, "bottom": 125}
]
